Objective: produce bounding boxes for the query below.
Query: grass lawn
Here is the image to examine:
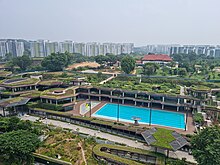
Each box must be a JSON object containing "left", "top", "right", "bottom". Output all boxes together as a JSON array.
[{"left": 151, "top": 128, "right": 175, "bottom": 150}]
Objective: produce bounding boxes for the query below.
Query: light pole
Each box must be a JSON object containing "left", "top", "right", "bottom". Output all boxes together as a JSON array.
[
  {"left": 149, "top": 99, "right": 153, "bottom": 126},
  {"left": 185, "top": 105, "right": 189, "bottom": 131},
  {"left": 117, "top": 94, "right": 121, "bottom": 122},
  {"left": 117, "top": 95, "right": 120, "bottom": 122},
  {"left": 89, "top": 98, "right": 92, "bottom": 117}
]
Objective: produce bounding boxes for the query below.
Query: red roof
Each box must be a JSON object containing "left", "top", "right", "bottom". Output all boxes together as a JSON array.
[{"left": 142, "top": 54, "right": 172, "bottom": 62}]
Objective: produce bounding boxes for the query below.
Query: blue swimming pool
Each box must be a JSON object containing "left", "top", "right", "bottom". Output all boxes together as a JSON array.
[{"left": 92, "top": 103, "right": 185, "bottom": 129}]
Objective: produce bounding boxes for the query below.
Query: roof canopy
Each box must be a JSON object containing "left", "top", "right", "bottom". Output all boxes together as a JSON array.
[{"left": 142, "top": 54, "right": 172, "bottom": 62}]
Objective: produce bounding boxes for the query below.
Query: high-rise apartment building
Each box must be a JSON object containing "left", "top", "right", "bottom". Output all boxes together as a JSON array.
[
  {"left": 30, "top": 40, "right": 45, "bottom": 57},
  {"left": 73, "top": 42, "right": 86, "bottom": 55},
  {"left": 121, "top": 43, "right": 134, "bottom": 54},
  {"left": 45, "top": 41, "right": 59, "bottom": 56},
  {"left": 59, "top": 41, "right": 73, "bottom": 53},
  {"left": 0, "top": 40, "right": 24, "bottom": 57},
  {"left": 0, "top": 39, "right": 135, "bottom": 57},
  {"left": 170, "top": 45, "right": 220, "bottom": 57},
  {"left": 15, "top": 41, "right": 25, "bottom": 56},
  {"left": 0, "top": 41, "right": 7, "bottom": 57}
]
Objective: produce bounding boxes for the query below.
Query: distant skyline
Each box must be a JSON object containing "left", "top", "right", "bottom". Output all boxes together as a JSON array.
[{"left": 0, "top": 0, "right": 220, "bottom": 46}]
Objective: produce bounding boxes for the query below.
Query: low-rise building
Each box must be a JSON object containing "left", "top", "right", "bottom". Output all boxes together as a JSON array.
[
  {"left": 141, "top": 54, "right": 172, "bottom": 65},
  {"left": 40, "top": 87, "right": 77, "bottom": 111}
]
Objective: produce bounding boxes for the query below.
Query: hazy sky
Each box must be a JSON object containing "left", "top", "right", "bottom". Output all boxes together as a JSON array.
[{"left": 0, "top": 0, "right": 219, "bottom": 46}]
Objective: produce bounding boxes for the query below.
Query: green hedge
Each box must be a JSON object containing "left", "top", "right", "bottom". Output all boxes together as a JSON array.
[
  {"left": 28, "top": 107, "right": 93, "bottom": 122},
  {"left": 28, "top": 102, "right": 63, "bottom": 111}
]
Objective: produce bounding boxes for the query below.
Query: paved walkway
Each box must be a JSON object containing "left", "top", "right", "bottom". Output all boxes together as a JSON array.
[
  {"left": 21, "top": 115, "right": 196, "bottom": 164},
  {"left": 99, "top": 74, "right": 116, "bottom": 85},
  {"left": 180, "top": 86, "right": 185, "bottom": 95}
]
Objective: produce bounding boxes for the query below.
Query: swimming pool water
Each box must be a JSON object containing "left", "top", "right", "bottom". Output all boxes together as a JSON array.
[{"left": 93, "top": 103, "right": 185, "bottom": 129}]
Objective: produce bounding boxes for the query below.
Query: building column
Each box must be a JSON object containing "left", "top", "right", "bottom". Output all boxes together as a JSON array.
[
  {"left": 134, "top": 101, "right": 137, "bottom": 106},
  {"left": 122, "top": 92, "right": 124, "bottom": 97},
  {"left": 177, "top": 106, "right": 179, "bottom": 111},
  {"left": 99, "top": 90, "right": 101, "bottom": 95},
  {"left": 99, "top": 96, "right": 101, "bottom": 101},
  {"left": 148, "top": 95, "right": 151, "bottom": 100},
  {"left": 135, "top": 94, "right": 137, "bottom": 99},
  {"left": 110, "top": 98, "right": 112, "bottom": 102},
  {"left": 56, "top": 100, "right": 58, "bottom": 105},
  {"left": 162, "top": 104, "right": 164, "bottom": 109},
  {"left": 122, "top": 99, "right": 124, "bottom": 104},
  {"left": 110, "top": 91, "right": 112, "bottom": 96},
  {"left": 50, "top": 100, "right": 52, "bottom": 104},
  {"left": 148, "top": 102, "right": 150, "bottom": 107},
  {"left": 177, "top": 98, "right": 180, "bottom": 104},
  {"left": 162, "top": 97, "right": 165, "bottom": 102}
]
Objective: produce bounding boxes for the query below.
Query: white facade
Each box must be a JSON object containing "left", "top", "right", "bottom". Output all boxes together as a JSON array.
[
  {"left": 73, "top": 42, "right": 86, "bottom": 55},
  {"left": 15, "top": 41, "right": 25, "bottom": 56},
  {"left": 170, "top": 45, "right": 219, "bottom": 57},
  {"left": 59, "top": 41, "right": 73, "bottom": 53},
  {"left": 0, "top": 40, "right": 24, "bottom": 57},
  {"left": 0, "top": 41, "right": 7, "bottom": 57},
  {"left": 45, "top": 41, "right": 59, "bottom": 56},
  {"left": 30, "top": 40, "right": 45, "bottom": 57}
]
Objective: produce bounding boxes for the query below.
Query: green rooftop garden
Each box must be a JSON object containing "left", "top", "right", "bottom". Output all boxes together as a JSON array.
[
  {"left": 151, "top": 128, "right": 176, "bottom": 150},
  {"left": 41, "top": 87, "right": 76, "bottom": 99},
  {"left": 0, "top": 71, "right": 12, "bottom": 77},
  {"left": 38, "top": 80, "right": 63, "bottom": 86},
  {"left": 97, "top": 79, "right": 181, "bottom": 95},
  {"left": 1, "top": 78, "right": 39, "bottom": 86},
  {"left": 20, "top": 91, "right": 42, "bottom": 98},
  {"left": 190, "top": 85, "right": 211, "bottom": 91},
  {"left": 93, "top": 144, "right": 165, "bottom": 165},
  {"left": 0, "top": 97, "right": 26, "bottom": 107}
]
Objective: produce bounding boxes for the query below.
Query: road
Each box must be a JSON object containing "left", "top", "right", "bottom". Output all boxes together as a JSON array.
[{"left": 21, "top": 115, "right": 196, "bottom": 163}]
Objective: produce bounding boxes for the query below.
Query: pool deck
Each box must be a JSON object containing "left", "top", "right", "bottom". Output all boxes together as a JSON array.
[{"left": 66, "top": 101, "right": 195, "bottom": 135}]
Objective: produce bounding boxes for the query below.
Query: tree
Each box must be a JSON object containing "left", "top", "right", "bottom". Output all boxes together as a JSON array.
[
  {"left": 143, "top": 63, "right": 159, "bottom": 76},
  {"left": 12, "top": 54, "right": 32, "bottom": 71},
  {"left": 178, "top": 68, "right": 187, "bottom": 77},
  {"left": 191, "top": 126, "right": 220, "bottom": 165},
  {"left": 121, "top": 56, "right": 135, "bottom": 74},
  {"left": 4, "top": 53, "right": 13, "bottom": 61},
  {"left": 0, "top": 130, "right": 40, "bottom": 164},
  {"left": 94, "top": 55, "right": 109, "bottom": 65},
  {"left": 41, "top": 52, "right": 69, "bottom": 71}
]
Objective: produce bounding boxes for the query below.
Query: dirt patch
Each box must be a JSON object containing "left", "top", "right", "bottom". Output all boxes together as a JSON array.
[{"left": 66, "top": 62, "right": 100, "bottom": 70}]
